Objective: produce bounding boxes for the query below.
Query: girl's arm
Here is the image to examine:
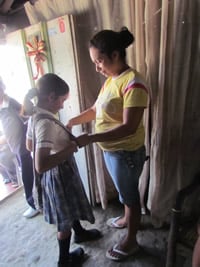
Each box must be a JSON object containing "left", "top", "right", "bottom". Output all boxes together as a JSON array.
[
  {"left": 0, "top": 135, "right": 7, "bottom": 145},
  {"left": 35, "top": 142, "right": 77, "bottom": 174},
  {"left": 26, "top": 138, "right": 32, "bottom": 152}
]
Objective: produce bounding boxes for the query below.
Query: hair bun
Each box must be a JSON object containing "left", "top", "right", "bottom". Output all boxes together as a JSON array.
[
  {"left": 121, "top": 26, "right": 128, "bottom": 31},
  {"left": 119, "top": 27, "right": 134, "bottom": 48}
]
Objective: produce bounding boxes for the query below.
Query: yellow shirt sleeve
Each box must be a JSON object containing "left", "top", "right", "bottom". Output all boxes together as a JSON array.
[{"left": 123, "top": 87, "right": 148, "bottom": 108}]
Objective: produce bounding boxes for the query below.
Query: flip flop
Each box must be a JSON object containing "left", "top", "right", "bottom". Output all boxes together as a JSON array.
[
  {"left": 106, "top": 244, "right": 139, "bottom": 261},
  {"left": 106, "top": 216, "right": 126, "bottom": 229}
]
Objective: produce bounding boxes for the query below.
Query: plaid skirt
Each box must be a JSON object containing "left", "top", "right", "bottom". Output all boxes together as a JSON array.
[{"left": 40, "top": 157, "right": 95, "bottom": 231}]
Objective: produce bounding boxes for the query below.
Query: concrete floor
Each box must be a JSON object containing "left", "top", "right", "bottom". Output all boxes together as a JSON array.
[{"left": 0, "top": 188, "right": 193, "bottom": 267}]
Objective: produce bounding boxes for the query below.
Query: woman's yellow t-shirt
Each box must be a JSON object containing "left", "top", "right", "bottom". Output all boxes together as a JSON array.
[{"left": 95, "top": 68, "right": 148, "bottom": 151}]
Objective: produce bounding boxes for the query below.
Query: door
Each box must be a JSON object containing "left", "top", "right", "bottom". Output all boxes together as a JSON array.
[{"left": 47, "top": 15, "right": 91, "bottom": 201}]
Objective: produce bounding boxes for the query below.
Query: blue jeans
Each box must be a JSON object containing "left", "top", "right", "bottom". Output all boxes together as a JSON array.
[{"left": 103, "top": 146, "right": 146, "bottom": 206}]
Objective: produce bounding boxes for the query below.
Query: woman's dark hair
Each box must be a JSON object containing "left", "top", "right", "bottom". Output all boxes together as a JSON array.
[
  {"left": 37, "top": 73, "right": 69, "bottom": 98},
  {"left": 89, "top": 27, "right": 134, "bottom": 60}
]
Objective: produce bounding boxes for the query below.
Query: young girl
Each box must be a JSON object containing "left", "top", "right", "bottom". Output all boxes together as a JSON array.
[
  {"left": 27, "top": 73, "right": 96, "bottom": 267},
  {"left": 67, "top": 27, "right": 148, "bottom": 261}
]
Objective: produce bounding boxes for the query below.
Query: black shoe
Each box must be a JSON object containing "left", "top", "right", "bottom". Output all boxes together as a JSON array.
[
  {"left": 70, "top": 247, "right": 85, "bottom": 261},
  {"left": 74, "top": 229, "right": 102, "bottom": 243},
  {"left": 58, "top": 247, "right": 85, "bottom": 267}
]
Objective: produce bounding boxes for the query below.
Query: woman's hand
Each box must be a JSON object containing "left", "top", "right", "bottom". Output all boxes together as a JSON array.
[
  {"left": 76, "top": 133, "right": 91, "bottom": 148},
  {"left": 66, "top": 119, "right": 73, "bottom": 131},
  {"left": 65, "top": 141, "right": 78, "bottom": 155},
  {"left": 66, "top": 106, "right": 96, "bottom": 130}
]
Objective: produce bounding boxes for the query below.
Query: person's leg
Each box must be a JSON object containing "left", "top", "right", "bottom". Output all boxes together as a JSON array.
[
  {"left": 192, "top": 224, "right": 200, "bottom": 267},
  {"left": 193, "top": 236, "right": 200, "bottom": 267},
  {"left": 19, "top": 152, "right": 35, "bottom": 208},
  {"left": 118, "top": 203, "right": 141, "bottom": 250},
  {"left": 114, "top": 204, "right": 137, "bottom": 230},
  {"left": 68, "top": 158, "right": 102, "bottom": 243},
  {"left": 104, "top": 148, "right": 145, "bottom": 260},
  {"left": 103, "top": 151, "right": 127, "bottom": 227},
  {"left": 0, "top": 165, "right": 11, "bottom": 183},
  {"left": 57, "top": 229, "right": 85, "bottom": 267},
  {"left": 57, "top": 230, "right": 71, "bottom": 266},
  {"left": 19, "top": 152, "right": 40, "bottom": 218},
  {"left": 106, "top": 202, "right": 141, "bottom": 261},
  {"left": 72, "top": 220, "right": 102, "bottom": 243},
  {"left": 0, "top": 148, "right": 15, "bottom": 183},
  {"left": 7, "top": 160, "right": 18, "bottom": 185},
  {"left": 3, "top": 151, "right": 18, "bottom": 185}
]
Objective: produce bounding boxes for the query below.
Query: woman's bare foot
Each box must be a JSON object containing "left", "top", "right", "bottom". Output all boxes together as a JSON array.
[{"left": 106, "top": 216, "right": 127, "bottom": 228}]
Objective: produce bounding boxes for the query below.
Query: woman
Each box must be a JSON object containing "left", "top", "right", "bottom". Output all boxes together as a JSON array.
[
  {"left": 27, "top": 73, "right": 96, "bottom": 267},
  {"left": 67, "top": 27, "right": 148, "bottom": 261}
]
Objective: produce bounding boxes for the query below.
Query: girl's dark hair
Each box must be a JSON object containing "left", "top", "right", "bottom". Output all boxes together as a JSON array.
[
  {"left": 89, "top": 27, "right": 134, "bottom": 59},
  {"left": 37, "top": 73, "right": 69, "bottom": 98},
  {"left": 22, "top": 74, "right": 69, "bottom": 115}
]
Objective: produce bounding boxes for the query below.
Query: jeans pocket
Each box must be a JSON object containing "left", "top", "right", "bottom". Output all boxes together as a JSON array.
[
  {"left": 124, "top": 146, "right": 146, "bottom": 169},
  {"left": 126, "top": 154, "right": 135, "bottom": 168}
]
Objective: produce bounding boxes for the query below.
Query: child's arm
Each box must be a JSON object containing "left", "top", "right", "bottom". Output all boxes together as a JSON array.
[
  {"left": 35, "top": 142, "right": 77, "bottom": 174},
  {"left": 26, "top": 138, "right": 32, "bottom": 152}
]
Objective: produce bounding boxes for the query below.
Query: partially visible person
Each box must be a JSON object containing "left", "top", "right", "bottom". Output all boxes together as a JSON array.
[
  {"left": 26, "top": 73, "right": 101, "bottom": 266},
  {"left": 192, "top": 222, "right": 200, "bottom": 267},
  {"left": 0, "top": 133, "right": 18, "bottom": 187},
  {"left": 0, "top": 77, "right": 39, "bottom": 218},
  {"left": 67, "top": 27, "right": 148, "bottom": 261}
]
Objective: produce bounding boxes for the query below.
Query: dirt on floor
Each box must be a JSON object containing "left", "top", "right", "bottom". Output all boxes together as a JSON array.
[{"left": 0, "top": 187, "right": 192, "bottom": 267}]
